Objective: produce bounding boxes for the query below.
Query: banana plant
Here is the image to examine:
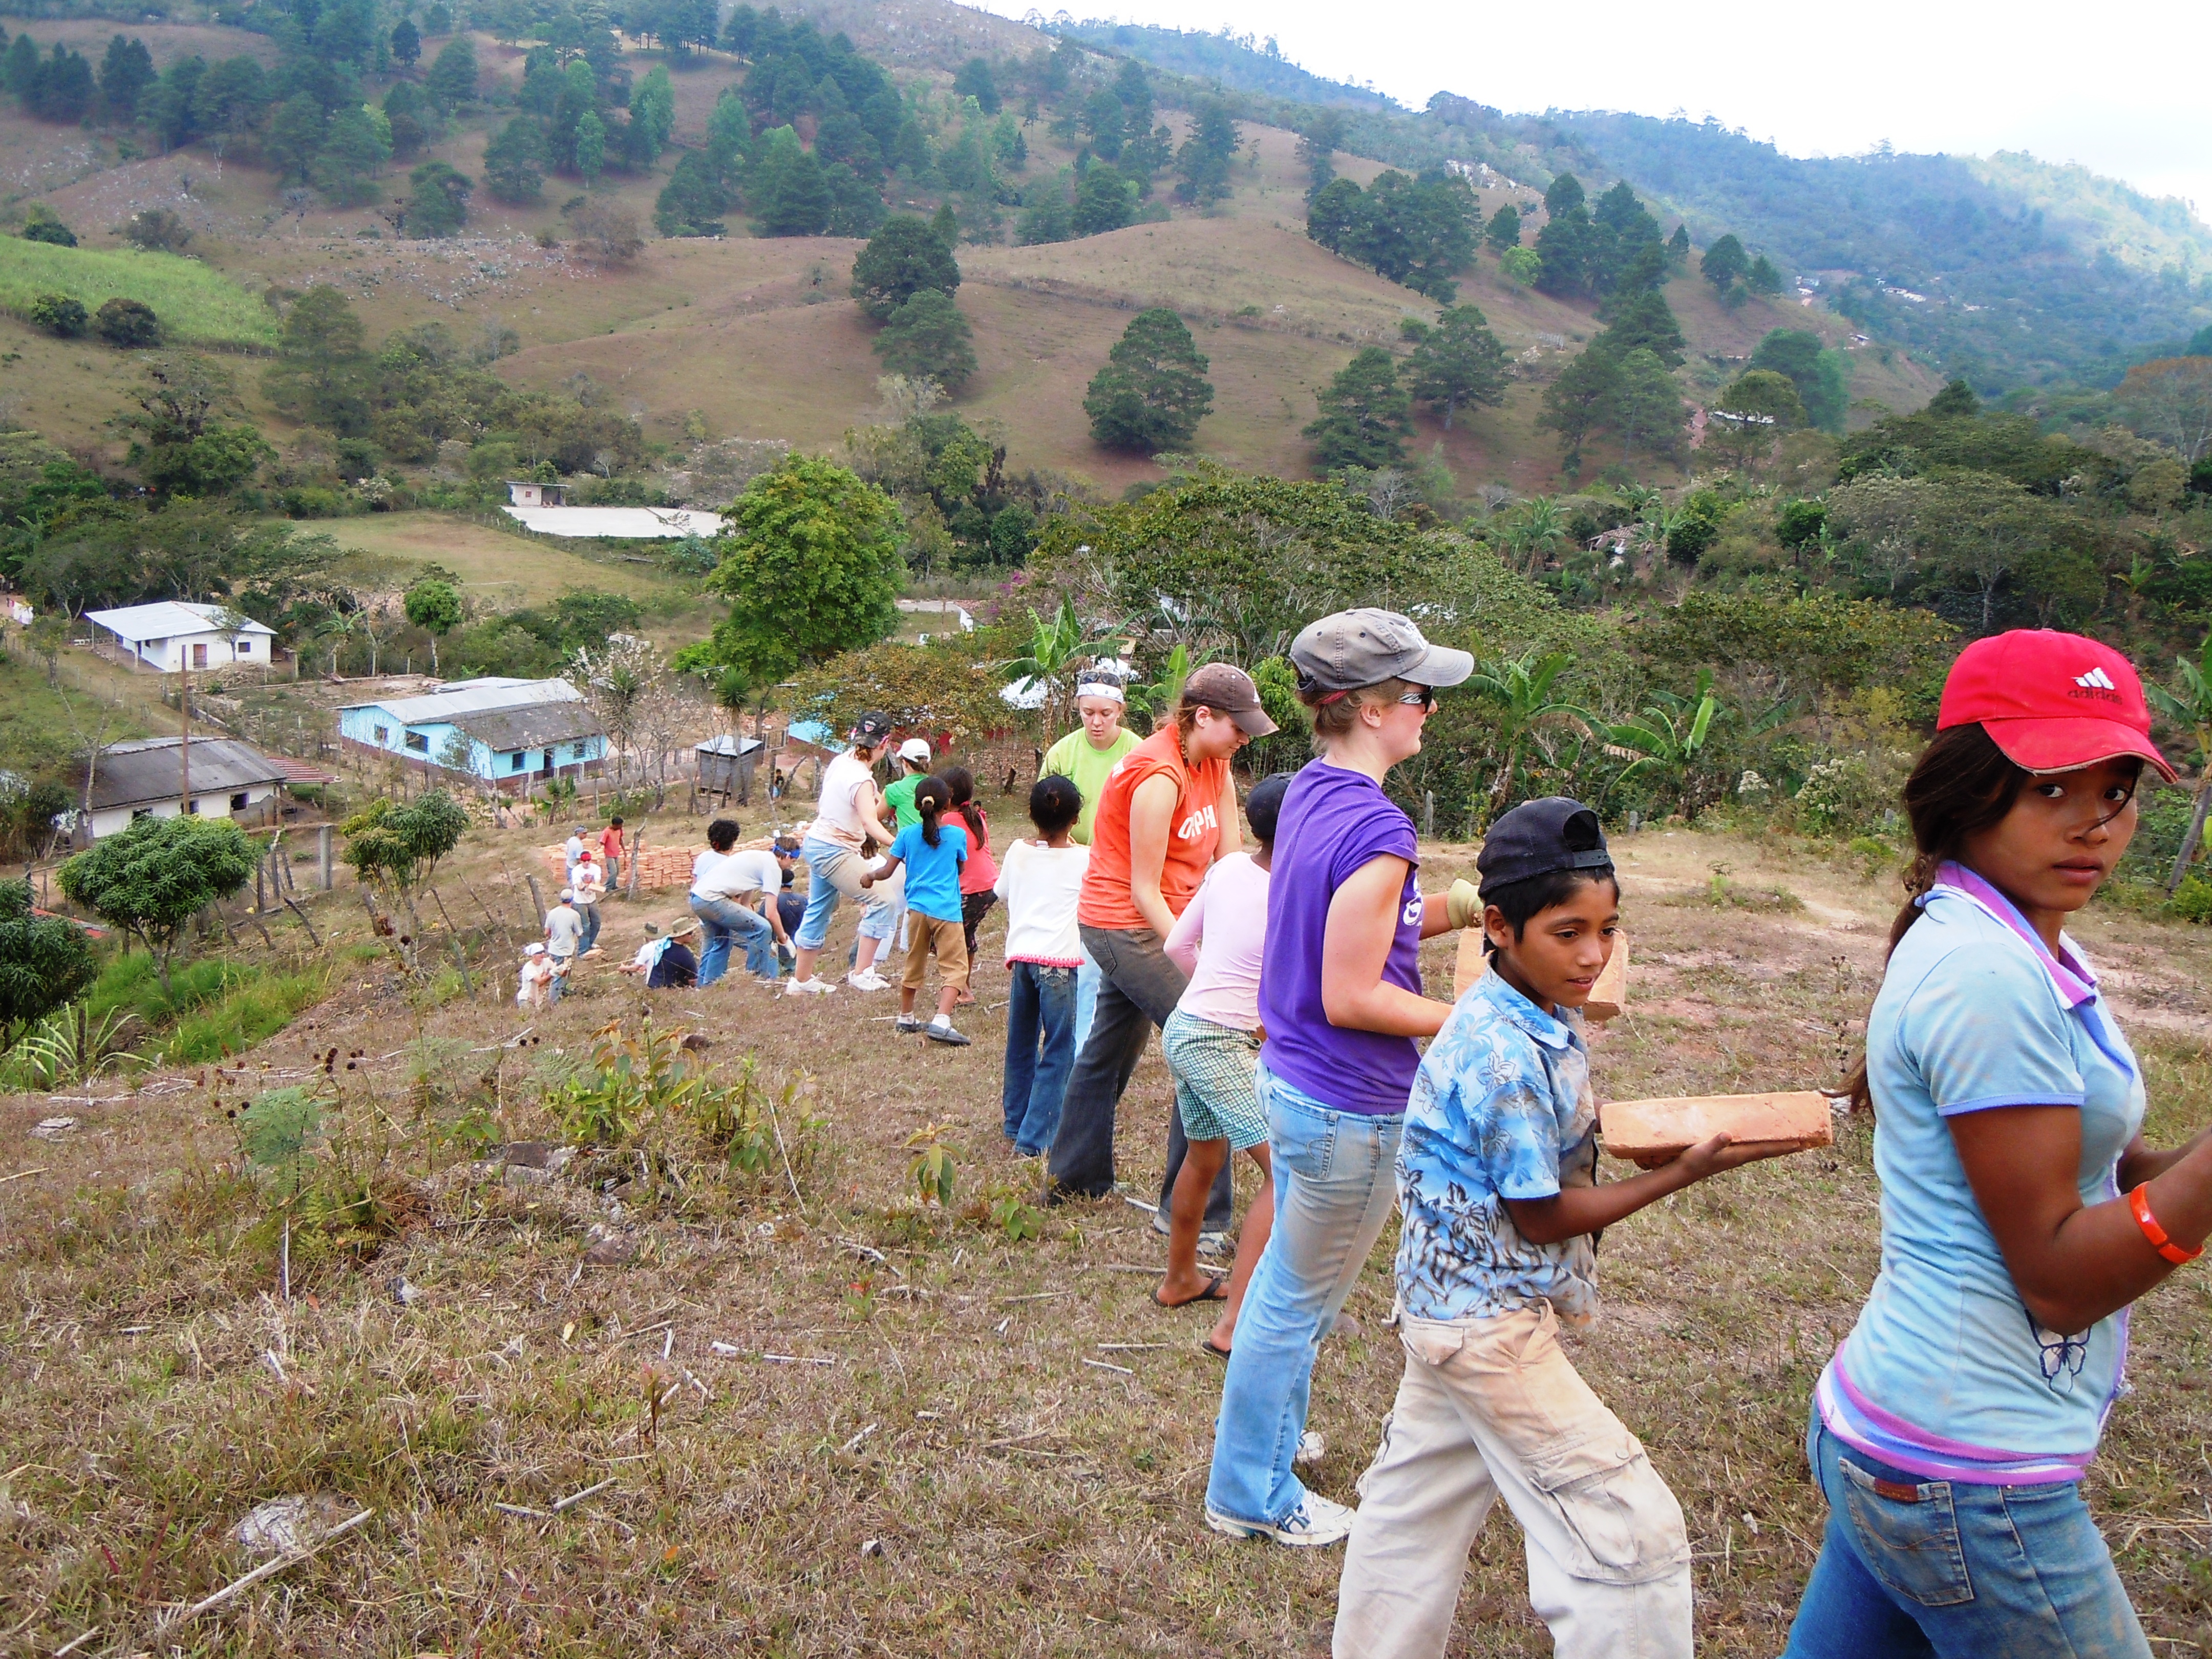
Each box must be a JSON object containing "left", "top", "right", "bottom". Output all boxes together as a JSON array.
[
  {"left": 1605, "top": 670, "right": 1721, "bottom": 814},
  {"left": 999, "top": 599, "right": 1111, "bottom": 737},
  {"left": 1464, "top": 650, "right": 1599, "bottom": 823},
  {"left": 1125, "top": 642, "right": 1192, "bottom": 724},
  {"left": 2146, "top": 632, "right": 2212, "bottom": 892}
]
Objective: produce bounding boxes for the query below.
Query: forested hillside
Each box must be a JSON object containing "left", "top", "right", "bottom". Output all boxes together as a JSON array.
[{"left": 1023, "top": 16, "right": 2212, "bottom": 394}]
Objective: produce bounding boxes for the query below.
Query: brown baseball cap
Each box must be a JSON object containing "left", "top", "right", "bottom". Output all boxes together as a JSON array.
[
  {"left": 1180, "top": 662, "right": 1279, "bottom": 736},
  {"left": 1290, "top": 608, "right": 1474, "bottom": 692}
]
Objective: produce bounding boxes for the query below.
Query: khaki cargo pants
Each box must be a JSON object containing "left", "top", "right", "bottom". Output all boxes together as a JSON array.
[{"left": 1333, "top": 1303, "right": 1692, "bottom": 1659}]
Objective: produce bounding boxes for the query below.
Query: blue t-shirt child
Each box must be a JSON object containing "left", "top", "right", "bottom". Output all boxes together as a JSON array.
[
  {"left": 1817, "top": 862, "right": 2145, "bottom": 1484},
  {"left": 888, "top": 821, "right": 965, "bottom": 924},
  {"left": 1396, "top": 968, "right": 1601, "bottom": 1327}
]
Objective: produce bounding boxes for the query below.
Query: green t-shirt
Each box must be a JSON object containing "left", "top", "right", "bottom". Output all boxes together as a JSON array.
[
  {"left": 885, "top": 772, "right": 924, "bottom": 830},
  {"left": 1041, "top": 726, "right": 1139, "bottom": 845}
]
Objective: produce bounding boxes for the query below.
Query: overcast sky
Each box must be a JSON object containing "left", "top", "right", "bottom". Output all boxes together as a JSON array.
[{"left": 990, "top": 0, "right": 2212, "bottom": 228}]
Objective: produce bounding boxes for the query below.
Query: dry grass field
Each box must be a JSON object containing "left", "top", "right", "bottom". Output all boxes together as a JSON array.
[{"left": 4, "top": 812, "right": 2209, "bottom": 1656}]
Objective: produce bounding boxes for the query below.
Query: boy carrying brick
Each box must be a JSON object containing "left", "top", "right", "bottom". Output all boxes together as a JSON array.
[{"left": 1333, "top": 797, "right": 1786, "bottom": 1659}]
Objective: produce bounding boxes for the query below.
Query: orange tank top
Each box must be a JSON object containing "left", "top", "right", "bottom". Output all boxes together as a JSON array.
[{"left": 1078, "top": 726, "right": 1225, "bottom": 931}]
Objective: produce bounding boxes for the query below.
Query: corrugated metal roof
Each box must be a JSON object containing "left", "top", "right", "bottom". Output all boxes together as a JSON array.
[
  {"left": 693, "top": 735, "right": 764, "bottom": 757},
  {"left": 342, "top": 677, "right": 584, "bottom": 724},
  {"left": 89, "top": 737, "right": 289, "bottom": 810},
  {"left": 84, "top": 601, "right": 276, "bottom": 642},
  {"left": 455, "top": 701, "right": 607, "bottom": 753}
]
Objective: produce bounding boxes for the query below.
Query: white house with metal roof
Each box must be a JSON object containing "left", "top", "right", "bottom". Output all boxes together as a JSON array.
[
  {"left": 337, "top": 677, "right": 607, "bottom": 790},
  {"left": 79, "top": 736, "right": 291, "bottom": 840},
  {"left": 82, "top": 601, "right": 279, "bottom": 673}
]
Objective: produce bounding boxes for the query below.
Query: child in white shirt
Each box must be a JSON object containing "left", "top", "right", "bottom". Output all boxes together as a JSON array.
[{"left": 992, "top": 775, "right": 1090, "bottom": 1156}]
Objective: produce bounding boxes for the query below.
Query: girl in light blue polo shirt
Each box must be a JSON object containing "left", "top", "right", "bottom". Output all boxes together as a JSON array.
[{"left": 1783, "top": 630, "right": 2211, "bottom": 1659}]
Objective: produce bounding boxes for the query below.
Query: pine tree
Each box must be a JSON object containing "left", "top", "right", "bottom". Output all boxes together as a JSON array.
[
  {"left": 1305, "top": 347, "right": 1413, "bottom": 470},
  {"left": 1538, "top": 345, "right": 1622, "bottom": 472},
  {"left": 1484, "top": 202, "right": 1520, "bottom": 251},
  {"left": 1666, "top": 223, "right": 1690, "bottom": 267},
  {"left": 849, "top": 215, "right": 960, "bottom": 318},
  {"left": 1083, "top": 307, "right": 1213, "bottom": 453},
  {"left": 1406, "top": 305, "right": 1507, "bottom": 430},
  {"left": 483, "top": 116, "right": 548, "bottom": 205},
  {"left": 1746, "top": 253, "right": 1785, "bottom": 295},
  {"left": 1072, "top": 163, "right": 1133, "bottom": 236},
  {"left": 1597, "top": 348, "right": 1688, "bottom": 462},
  {"left": 1173, "top": 96, "right": 1238, "bottom": 208},
  {"left": 1296, "top": 108, "right": 1344, "bottom": 201},
  {"left": 1701, "top": 232, "right": 1748, "bottom": 293},
  {"left": 1600, "top": 290, "right": 1687, "bottom": 368},
  {"left": 424, "top": 34, "right": 477, "bottom": 111},
  {"left": 873, "top": 290, "right": 975, "bottom": 391},
  {"left": 390, "top": 16, "right": 421, "bottom": 68}
]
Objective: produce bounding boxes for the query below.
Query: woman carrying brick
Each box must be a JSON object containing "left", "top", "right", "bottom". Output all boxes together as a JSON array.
[{"left": 1782, "top": 630, "right": 2210, "bottom": 1658}]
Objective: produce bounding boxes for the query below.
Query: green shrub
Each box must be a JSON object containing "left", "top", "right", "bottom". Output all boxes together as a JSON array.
[
  {"left": 1795, "top": 755, "right": 1881, "bottom": 836},
  {"left": 28, "top": 291, "right": 87, "bottom": 336},
  {"left": 92, "top": 295, "right": 160, "bottom": 347},
  {"left": 2171, "top": 876, "right": 2212, "bottom": 926}
]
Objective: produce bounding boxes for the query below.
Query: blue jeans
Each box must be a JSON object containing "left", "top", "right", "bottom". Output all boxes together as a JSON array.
[
  {"left": 1073, "top": 940, "right": 1100, "bottom": 1055},
  {"left": 577, "top": 902, "right": 602, "bottom": 956},
  {"left": 1782, "top": 1413, "right": 2150, "bottom": 1659},
  {"left": 1003, "top": 961, "right": 1077, "bottom": 1155},
  {"left": 796, "top": 837, "right": 894, "bottom": 952},
  {"left": 1206, "top": 1062, "right": 1403, "bottom": 1528},
  {"left": 689, "top": 895, "right": 739, "bottom": 987}
]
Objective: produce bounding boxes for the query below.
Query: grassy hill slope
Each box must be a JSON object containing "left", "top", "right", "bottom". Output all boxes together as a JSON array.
[{"left": 0, "top": 12, "right": 1939, "bottom": 494}]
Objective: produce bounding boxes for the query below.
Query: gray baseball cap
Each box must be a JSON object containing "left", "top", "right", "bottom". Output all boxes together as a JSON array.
[{"left": 1289, "top": 608, "right": 1474, "bottom": 692}]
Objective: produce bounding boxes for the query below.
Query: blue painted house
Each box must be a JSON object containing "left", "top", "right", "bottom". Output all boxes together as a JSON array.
[{"left": 337, "top": 678, "right": 608, "bottom": 791}]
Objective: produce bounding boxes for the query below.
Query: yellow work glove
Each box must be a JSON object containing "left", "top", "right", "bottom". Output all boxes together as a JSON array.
[{"left": 1445, "top": 878, "right": 1481, "bottom": 931}]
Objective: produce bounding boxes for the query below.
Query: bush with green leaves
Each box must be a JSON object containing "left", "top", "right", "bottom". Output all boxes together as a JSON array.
[
  {"left": 57, "top": 816, "right": 257, "bottom": 995},
  {"left": 92, "top": 296, "right": 160, "bottom": 348},
  {"left": 1793, "top": 754, "right": 1881, "bottom": 836},
  {"left": 2171, "top": 875, "right": 2212, "bottom": 926},
  {"left": 0, "top": 877, "right": 98, "bottom": 1051},
  {"left": 28, "top": 291, "right": 88, "bottom": 337},
  {"left": 20, "top": 204, "right": 76, "bottom": 247},
  {"left": 342, "top": 790, "right": 469, "bottom": 891}
]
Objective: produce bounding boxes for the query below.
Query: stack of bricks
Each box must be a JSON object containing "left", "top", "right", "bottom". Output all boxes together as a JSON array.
[{"left": 539, "top": 843, "right": 697, "bottom": 889}]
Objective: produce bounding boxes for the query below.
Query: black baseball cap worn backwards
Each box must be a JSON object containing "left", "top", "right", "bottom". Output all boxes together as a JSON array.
[{"left": 1477, "top": 796, "right": 1611, "bottom": 901}]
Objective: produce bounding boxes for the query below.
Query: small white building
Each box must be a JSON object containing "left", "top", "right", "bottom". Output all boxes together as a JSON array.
[
  {"left": 506, "top": 479, "right": 570, "bottom": 507},
  {"left": 80, "top": 736, "right": 290, "bottom": 840},
  {"left": 503, "top": 503, "right": 728, "bottom": 539},
  {"left": 83, "top": 601, "right": 278, "bottom": 674}
]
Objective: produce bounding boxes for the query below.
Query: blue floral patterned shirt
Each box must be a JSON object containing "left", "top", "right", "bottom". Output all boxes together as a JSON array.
[{"left": 1395, "top": 968, "right": 1600, "bottom": 1325}]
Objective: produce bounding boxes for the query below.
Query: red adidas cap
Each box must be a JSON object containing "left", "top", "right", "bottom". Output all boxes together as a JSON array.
[{"left": 1938, "top": 630, "right": 2176, "bottom": 782}]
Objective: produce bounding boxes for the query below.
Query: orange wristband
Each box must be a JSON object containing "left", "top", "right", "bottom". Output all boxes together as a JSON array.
[{"left": 2128, "top": 1183, "right": 2202, "bottom": 1266}]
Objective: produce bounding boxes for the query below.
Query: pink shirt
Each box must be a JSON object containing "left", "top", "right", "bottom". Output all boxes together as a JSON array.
[{"left": 1163, "top": 852, "right": 1270, "bottom": 1032}]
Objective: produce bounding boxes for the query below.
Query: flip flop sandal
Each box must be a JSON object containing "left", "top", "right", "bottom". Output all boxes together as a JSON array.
[
  {"left": 1199, "top": 1336, "right": 1232, "bottom": 1360},
  {"left": 1154, "top": 1274, "right": 1229, "bottom": 1310}
]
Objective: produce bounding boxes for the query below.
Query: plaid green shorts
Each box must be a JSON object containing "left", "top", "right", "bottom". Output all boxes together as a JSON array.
[{"left": 1162, "top": 1007, "right": 1266, "bottom": 1151}]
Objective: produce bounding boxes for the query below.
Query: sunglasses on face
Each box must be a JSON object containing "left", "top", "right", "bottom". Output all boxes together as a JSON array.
[{"left": 1397, "top": 686, "right": 1436, "bottom": 710}]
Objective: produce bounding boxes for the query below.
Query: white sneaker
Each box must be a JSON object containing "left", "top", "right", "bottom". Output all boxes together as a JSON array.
[
  {"left": 784, "top": 977, "right": 836, "bottom": 997},
  {"left": 1295, "top": 1431, "right": 1326, "bottom": 1467},
  {"left": 1204, "top": 1492, "right": 1355, "bottom": 1548},
  {"left": 847, "top": 969, "right": 890, "bottom": 992}
]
